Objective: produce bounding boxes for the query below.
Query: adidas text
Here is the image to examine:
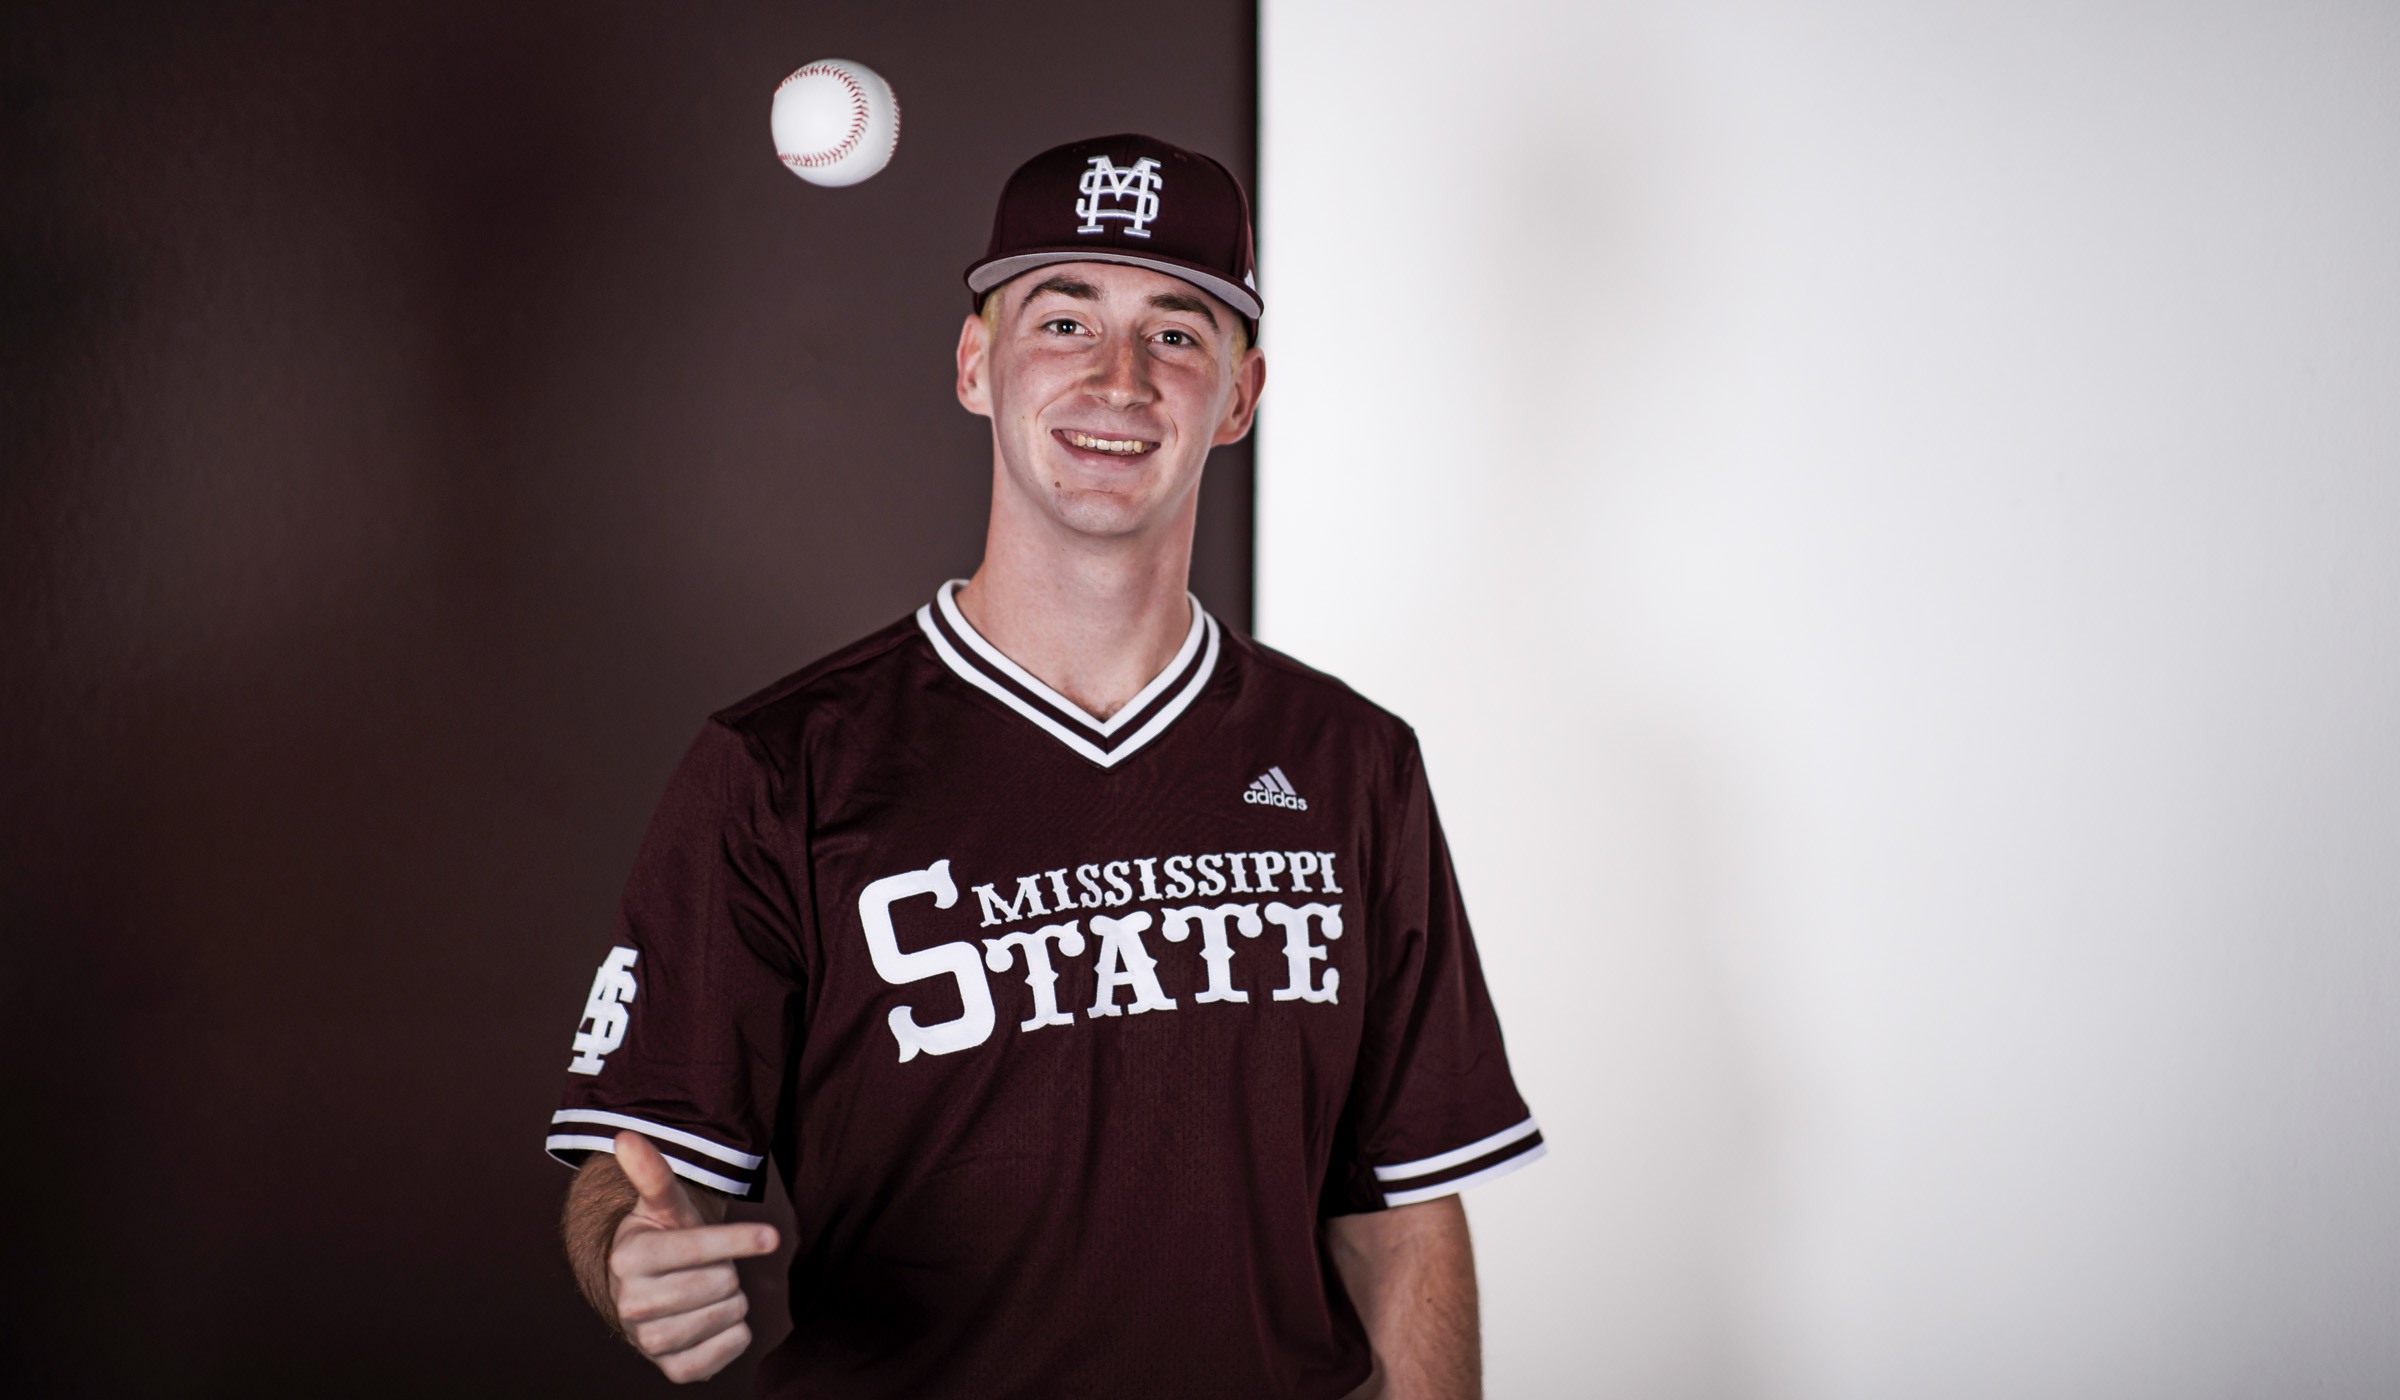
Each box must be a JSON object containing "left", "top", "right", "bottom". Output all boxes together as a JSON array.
[{"left": 1244, "top": 766, "right": 1309, "bottom": 810}]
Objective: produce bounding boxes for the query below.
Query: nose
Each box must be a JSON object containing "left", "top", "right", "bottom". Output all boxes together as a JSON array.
[{"left": 1083, "top": 330, "right": 1155, "bottom": 411}]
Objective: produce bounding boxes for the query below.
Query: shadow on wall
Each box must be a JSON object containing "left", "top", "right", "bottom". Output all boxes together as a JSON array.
[
  {"left": 1262, "top": 50, "right": 1779, "bottom": 1393},
  {"left": 0, "top": 0, "right": 1254, "bottom": 1393},
  {"left": 1457, "top": 131, "right": 1773, "bottom": 1400}
]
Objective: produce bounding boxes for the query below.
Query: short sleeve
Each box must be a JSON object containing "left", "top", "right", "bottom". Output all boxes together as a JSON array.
[
  {"left": 543, "top": 721, "right": 808, "bottom": 1200},
  {"left": 1327, "top": 739, "right": 1544, "bottom": 1214}
]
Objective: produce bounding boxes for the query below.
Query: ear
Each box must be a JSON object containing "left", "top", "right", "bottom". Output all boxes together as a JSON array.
[
  {"left": 957, "top": 312, "right": 994, "bottom": 418},
  {"left": 1210, "top": 344, "right": 1267, "bottom": 447}
]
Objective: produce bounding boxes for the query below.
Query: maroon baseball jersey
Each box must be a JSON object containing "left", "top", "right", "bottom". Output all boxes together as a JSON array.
[{"left": 547, "top": 582, "right": 1543, "bottom": 1398}]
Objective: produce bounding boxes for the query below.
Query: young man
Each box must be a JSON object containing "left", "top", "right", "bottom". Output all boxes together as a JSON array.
[{"left": 548, "top": 135, "right": 1543, "bottom": 1397}]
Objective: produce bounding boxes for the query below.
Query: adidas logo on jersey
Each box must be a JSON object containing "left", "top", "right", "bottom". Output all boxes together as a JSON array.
[{"left": 1244, "top": 766, "right": 1308, "bottom": 811}]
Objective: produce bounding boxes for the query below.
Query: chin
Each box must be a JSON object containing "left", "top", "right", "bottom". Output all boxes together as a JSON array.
[
  {"left": 1004, "top": 441, "right": 1192, "bottom": 539},
  {"left": 1048, "top": 491, "right": 1161, "bottom": 539}
]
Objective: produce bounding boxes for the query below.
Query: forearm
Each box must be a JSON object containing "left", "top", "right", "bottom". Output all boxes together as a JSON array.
[
  {"left": 561, "top": 1152, "right": 725, "bottom": 1329},
  {"left": 1326, "top": 1195, "right": 1480, "bottom": 1400}
]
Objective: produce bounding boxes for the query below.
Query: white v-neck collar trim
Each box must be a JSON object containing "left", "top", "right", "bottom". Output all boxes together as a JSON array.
[
  {"left": 934, "top": 581, "right": 1204, "bottom": 734},
  {"left": 915, "top": 580, "right": 1221, "bottom": 769}
]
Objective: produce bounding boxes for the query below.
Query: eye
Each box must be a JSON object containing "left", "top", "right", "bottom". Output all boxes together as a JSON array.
[
  {"left": 1040, "top": 317, "right": 1089, "bottom": 337},
  {"left": 1155, "top": 328, "right": 1196, "bottom": 347}
]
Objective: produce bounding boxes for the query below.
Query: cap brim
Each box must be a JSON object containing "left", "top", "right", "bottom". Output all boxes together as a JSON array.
[{"left": 967, "top": 249, "right": 1261, "bottom": 322}]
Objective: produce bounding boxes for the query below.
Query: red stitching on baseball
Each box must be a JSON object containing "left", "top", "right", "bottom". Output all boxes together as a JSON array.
[{"left": 778, "top": 64, "right": 873, "bottom": 169}]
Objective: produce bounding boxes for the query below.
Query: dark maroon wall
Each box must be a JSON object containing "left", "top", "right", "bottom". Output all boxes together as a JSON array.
[{"left": 0, "top": 2, "right": 1255, "bottom": 1392}]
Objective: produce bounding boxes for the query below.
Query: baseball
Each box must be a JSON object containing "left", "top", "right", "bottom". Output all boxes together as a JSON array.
[{"left": 771, "top": 59, "right": 900, "bottom": 187}]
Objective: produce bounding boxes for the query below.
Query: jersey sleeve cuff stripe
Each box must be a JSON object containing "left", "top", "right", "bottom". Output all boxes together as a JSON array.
[
  {"left": 655, "top": 1156, "right": 752, "bottom": 1197},
  {"left": 548, "top": 1109, "right": 765, "bottom": 1170},
  {"left": 1376, "top": 1128, "right": 1545, "bottom": 1200},
  {"left": 1381, "top": 1140, "right": 1547, "bottom": 1208},
  {"left": 544, "top": 1134, "right": 756, "bottom": 1197},
  {"left": 547, "top": 1133, "right": 621, "bottom": 1159},
  {"left": 1372, "top": 1116, "right": 1542, "bottom": 1182}
]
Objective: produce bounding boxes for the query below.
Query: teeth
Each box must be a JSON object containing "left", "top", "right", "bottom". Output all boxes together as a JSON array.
[{"left": 1065, "top": 431, "right": 1152, "bottom": 454}]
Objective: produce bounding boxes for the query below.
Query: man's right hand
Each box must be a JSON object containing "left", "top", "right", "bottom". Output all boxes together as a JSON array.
[{"left": 605, "top": 1130, "right": 781, "bottom": 1383}]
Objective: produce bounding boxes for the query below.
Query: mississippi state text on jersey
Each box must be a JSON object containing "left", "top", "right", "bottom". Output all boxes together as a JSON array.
[{"left": 547, "top": 581, "right": 1544, "bottom": 1399}]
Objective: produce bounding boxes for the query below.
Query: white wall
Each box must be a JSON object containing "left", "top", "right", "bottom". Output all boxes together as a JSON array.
[{"left": 1259, "top": 3, "right": 2400, "bottom": 1396}]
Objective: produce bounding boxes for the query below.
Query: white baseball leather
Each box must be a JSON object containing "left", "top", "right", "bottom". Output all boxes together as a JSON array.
[{"left": 771, "top": 59, "right": 900, "bottom": 188}]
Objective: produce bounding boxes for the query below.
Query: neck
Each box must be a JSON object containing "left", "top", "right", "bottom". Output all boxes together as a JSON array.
[{"left": 954, "top": 467, "right": 1199, "bottom": 722}]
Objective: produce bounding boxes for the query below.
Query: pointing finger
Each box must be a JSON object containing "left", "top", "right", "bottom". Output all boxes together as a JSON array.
[{"left": 617, "top": 1221, "right": 782, "bottom": 1277}]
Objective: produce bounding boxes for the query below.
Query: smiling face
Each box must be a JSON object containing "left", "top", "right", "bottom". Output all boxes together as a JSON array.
[{"left": 957, "top": 261, "right": 1264, "bottom": 548}]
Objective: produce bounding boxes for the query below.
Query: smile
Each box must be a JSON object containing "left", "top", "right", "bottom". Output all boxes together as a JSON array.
[{"left": 1056, "top": 429, "right": 1157, "bottom": 457}]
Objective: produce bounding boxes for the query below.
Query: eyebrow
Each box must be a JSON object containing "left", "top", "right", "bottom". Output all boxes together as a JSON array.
[
  {"left": 1021, "top": 275, "right": 1101, "bottom": 307},
  {"left": 1145, "top": 290, "right": 1221, "bottom": 330}
]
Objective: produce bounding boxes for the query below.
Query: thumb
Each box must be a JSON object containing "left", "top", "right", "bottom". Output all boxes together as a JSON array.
[{"left": 614, "top": 1131, "right": 699, "bottom": 1225}]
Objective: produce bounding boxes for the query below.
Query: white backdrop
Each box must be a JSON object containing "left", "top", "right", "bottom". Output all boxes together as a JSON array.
[{"left": 1258, "top": 3, "right": 2399, "bottom": 1396}]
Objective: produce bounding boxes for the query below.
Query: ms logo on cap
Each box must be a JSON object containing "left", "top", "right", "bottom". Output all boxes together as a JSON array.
[
  {"left": 967, "top": 134, "right": 1259, "bottom": 322},
  {"left": 1076, "top": 156, "right": 1163, "bottom": 239}
]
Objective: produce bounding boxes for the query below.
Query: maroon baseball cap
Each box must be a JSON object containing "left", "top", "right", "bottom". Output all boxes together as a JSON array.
[{"left": 965, "top": 133, "right": 1261, "bottom": 325}]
